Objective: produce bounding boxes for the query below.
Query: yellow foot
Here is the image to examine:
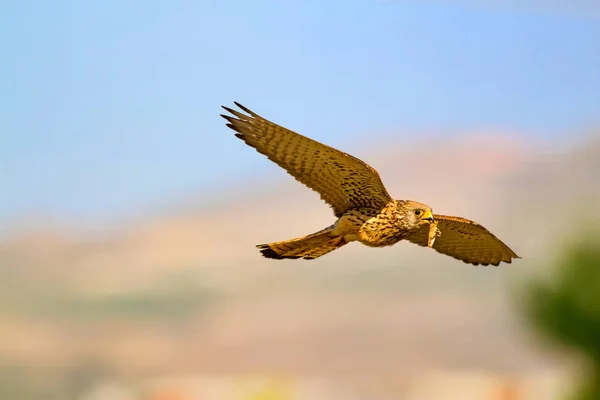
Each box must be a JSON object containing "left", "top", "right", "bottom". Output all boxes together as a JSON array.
[{"left": 428, "top": 221, "right": 441, "bottom": 248}]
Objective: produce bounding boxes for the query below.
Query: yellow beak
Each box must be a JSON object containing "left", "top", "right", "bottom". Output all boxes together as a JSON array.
[{"left": 423, "top": 210, "right": 434, "bottom": 222}]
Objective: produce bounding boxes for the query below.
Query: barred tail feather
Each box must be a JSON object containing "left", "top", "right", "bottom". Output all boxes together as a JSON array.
[{"left": 257, "top": 226, "right": 346, "bottom": 260}]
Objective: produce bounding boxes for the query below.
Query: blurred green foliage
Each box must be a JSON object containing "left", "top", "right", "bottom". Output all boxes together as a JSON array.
[{"left": 524, "top": 236, "right": 600, "bottom": 400}]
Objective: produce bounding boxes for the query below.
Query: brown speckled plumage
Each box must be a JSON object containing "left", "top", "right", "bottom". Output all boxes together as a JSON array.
[{"left": 221, "top": 102, "right": 520, "bottom": 266}]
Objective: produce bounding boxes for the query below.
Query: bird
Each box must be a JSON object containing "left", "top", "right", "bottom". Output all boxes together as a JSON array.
[{"left": 220, "top": 102, "right": 520, "bottom": 266}]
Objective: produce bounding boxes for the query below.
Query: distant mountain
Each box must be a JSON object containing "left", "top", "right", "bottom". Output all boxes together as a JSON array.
[{"left": 0, "top": 131, "right": 598, "bottom": 379}]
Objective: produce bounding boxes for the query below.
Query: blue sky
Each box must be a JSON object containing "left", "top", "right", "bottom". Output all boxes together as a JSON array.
[{"left": 1, "top": 0, "right": 599, "bottom": 229}]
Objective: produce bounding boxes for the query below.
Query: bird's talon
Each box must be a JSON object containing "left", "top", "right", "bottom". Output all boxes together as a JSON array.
[{"left": 428, "top": 221, "right": 440, "bottom": 248}]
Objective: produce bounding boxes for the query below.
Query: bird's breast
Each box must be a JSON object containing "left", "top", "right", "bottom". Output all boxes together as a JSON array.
[{"left": 357, "top": 214, "right": 407, "bottom": 247}]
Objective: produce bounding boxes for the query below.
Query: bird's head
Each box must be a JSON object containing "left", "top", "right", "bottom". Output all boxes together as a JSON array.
[{"left": 401, "top": 200, "right": 434, "bottom": 228}]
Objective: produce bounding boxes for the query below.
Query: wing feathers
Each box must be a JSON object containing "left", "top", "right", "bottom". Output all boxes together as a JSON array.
[
  {"left": 221, "top": 103, "right": 392, "bottom": 217},
  {"left": 407, "top": 215, "right": 519, "bottom": 266}
]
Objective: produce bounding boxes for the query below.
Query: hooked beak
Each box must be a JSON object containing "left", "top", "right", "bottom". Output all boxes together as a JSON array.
[{"left": 423, "top": 210, "right": 434, "bottom": 223}]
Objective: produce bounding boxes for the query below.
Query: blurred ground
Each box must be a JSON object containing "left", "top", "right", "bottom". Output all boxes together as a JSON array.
[{"left": 1, "top": 132, "right": 599, "bottom": 399}]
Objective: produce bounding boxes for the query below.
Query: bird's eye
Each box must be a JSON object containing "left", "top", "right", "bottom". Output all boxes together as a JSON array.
[{"left": 415, "top": 210, "right": 422, "bottom": 216}]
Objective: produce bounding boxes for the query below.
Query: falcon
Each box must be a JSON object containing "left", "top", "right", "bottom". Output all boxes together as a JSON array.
[{"left": 221, "top": 102, "right": 519, "bottom": 266}]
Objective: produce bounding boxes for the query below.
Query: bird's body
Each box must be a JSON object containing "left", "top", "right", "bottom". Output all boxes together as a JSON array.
[
  {"left": 221, "top": 102, "right": 520, "bottom": 266},
  {"left": 339, "top": 200, "right": 431, "bottom": 248}
]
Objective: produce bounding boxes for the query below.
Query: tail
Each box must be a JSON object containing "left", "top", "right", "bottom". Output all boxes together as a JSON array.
[{"left": 257, "top": 226, "right": 347, "bottom": 260}]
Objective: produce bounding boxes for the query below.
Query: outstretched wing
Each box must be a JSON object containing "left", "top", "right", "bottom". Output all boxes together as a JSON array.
[
  {"left": 221, "top": 102, "right": 392, "bottom": 217},
  {"left": 406, "top": 215, "right": 520, "bottom": 266}
]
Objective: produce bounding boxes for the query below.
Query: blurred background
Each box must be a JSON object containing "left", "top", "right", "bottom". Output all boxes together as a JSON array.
[{"left": 2, "top": 1, "right": 600, "bottom": 399}]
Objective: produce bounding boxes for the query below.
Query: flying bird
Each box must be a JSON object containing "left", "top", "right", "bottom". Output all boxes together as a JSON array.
[{"left": 221, "top": 102, "right": 519, "bottom": 266}]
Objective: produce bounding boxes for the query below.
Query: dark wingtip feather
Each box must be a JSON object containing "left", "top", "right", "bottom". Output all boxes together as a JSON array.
[
  {"left": 220, "top": 114, "right": 236, "bottom": 123},
  {"left": 221, "top": 106, "right": 244, "bottom": 120},
  {"left": 221, "top": 105, "right": 237, "bottom": 113},
  {"left": 225, "top": 123, "right": 243, "bottom": 134},
  {"left": 233, "top": 101, "right": 253, "bottom": 114}
]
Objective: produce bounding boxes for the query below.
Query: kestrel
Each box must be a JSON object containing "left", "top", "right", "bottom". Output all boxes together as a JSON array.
[{"left": 221, "top": 102, "right": 519, "bottom": 266}]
